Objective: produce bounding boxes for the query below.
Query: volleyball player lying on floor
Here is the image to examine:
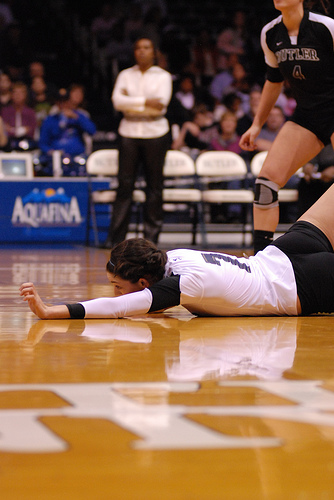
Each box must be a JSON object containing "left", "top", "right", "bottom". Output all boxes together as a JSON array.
[{"left": 20, "top": 183, "right": 334, "bottom": 318}]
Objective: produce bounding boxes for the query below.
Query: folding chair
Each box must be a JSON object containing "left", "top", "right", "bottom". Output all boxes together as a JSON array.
[
  {"left": 86, "top": 149, "right": 145, "bottom": 246},
  {"left": 162, "top": 150, "right": 207, "bottom": 246},
  {"left": 195, "top": 151, "right": 253, "bottom": 244}
]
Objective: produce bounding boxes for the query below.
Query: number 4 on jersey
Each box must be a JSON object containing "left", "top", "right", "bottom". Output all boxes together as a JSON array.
[{"left": 293, "top": 65, "right": 306, "bottom": 80}]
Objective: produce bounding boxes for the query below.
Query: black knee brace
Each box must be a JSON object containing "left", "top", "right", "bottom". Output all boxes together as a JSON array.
[{"left": 254, "top": 176, "right": 280, "bottom": 209}]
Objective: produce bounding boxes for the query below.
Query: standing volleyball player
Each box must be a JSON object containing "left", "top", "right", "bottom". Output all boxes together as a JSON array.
[{"left": 239, "top": 0, "right": 334, "bottom": 253}]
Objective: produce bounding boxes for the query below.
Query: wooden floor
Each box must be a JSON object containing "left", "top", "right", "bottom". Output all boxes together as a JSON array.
[{"left": 1, "top": 245, "right": 334, "bottom": 500}]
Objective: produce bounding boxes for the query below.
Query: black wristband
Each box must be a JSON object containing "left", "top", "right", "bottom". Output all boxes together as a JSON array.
[{"left": 66, "top": 303, "right": 85, "bottom": 319}]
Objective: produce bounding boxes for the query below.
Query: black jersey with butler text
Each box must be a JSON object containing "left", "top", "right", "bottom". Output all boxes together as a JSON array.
[{"left": 261, "top": 10, "right": 334, "bottom": 112}]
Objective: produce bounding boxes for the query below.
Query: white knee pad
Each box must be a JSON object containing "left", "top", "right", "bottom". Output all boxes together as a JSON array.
[{"left": 254, "top": 177, "right": 280, "bottom": 209}]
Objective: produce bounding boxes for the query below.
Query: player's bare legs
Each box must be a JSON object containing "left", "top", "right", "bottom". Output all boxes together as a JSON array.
[{"left": 253, "top": 121, "right": 323, "bottom": 252}]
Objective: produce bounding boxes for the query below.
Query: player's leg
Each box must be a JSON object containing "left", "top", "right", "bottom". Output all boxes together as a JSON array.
[{"left": 253, "top": 121, "right": 323, "bottom": 253}]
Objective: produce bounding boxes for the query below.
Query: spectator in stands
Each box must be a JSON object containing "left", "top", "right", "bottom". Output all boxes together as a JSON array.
[
  {"left": 1, "top": 81, "right": 37, "bottom": 150},
  {"left": 38, "top": 88, "right": 96, "bottom": 176},
  {"left": 169, "top": 73, "right": 215, "bottom": 126},
  {"left": 213, "top": 91, "right": 243, "bottom": 123},
  {"left": 27, "top": 60, "right": 44, "bottom": 79},
  {"left": 68, "top": 83, "right": 90, "bottom": 115},
  {"left": 0, "top": 72, "right": 12, "bottom": 108},
  {"left": 68, "top": 83, "right": 93, "bottom": 155},
  {"left": 171, "top": 103, "right": 217, "bottom": 155},
  {"left": 209, "top": 53, "right": 239, "bottom": 105},
  {"left": 210, "top": 110, "right": 242, "bottom": 154},
  {"left": 218, "top": 61, "right": 251, "bottom": 117},
  {"left": 29, "top": 76, "right": 53, "bottom": 130},
  {"left": 50, "top": 83, "right": 90, "bottom": 117},
  {"left": 26, "top": 60, "right": 58, "bottom": 100},
  {"left": 174, "top": 74, "right": 198, "bottom": 117},
  {"left": 256, "top": 105, "right": 286, "bottom": 152}
]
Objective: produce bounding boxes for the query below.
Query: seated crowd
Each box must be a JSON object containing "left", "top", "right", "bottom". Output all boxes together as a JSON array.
[
  {"left": 0, "top": 0, "right": 332, "bottom": 227},
  {"left": 0, "top": 62, "right": 97, "bottom": 177},
  {"left": 0, "top": 56, "right": 322, "bottom": 225}
]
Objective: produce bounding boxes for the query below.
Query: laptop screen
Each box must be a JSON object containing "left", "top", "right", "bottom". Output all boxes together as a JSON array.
[{"left": 0, "top": 154, "right": 34, "bottom": 178}]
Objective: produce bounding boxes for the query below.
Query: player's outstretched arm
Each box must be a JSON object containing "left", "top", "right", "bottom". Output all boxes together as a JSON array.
[{"left": 19, "top": 282, "right": 70, "bottom": 319}]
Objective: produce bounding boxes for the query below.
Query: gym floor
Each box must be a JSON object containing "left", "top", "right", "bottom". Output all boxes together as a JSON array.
[{"left": 1, "top": 245, "right": 333, "bottom": 500}]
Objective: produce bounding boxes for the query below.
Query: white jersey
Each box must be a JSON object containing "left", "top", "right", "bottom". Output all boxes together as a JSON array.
[
  {"left": 77, "top": 245, "right": 298, "bottom": 319},
  {"left": 165, "top": 246, "right": 298, "bottom": 316}
]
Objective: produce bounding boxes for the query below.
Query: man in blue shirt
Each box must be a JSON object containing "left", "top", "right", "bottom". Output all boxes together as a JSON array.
[{"left": 38, "top": 88, "right": 96, "bottom": 175}]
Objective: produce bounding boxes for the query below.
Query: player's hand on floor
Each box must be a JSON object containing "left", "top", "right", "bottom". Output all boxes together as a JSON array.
[{"left": 19, "top": 282, "right": 49, "bottom": 319}]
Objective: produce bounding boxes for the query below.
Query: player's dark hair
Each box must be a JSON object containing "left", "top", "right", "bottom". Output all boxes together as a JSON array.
[
  {"left": 106, "top": 238, "right": 167, "bottom": 285},
  {"left": 304, "top": 0, "right": 330, "bottom": 14}
]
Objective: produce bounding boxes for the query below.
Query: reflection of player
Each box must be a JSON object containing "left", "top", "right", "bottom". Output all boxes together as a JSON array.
[
  {"left": 22, "top": 315, "right": 297, "bottom": 385},
  {"left": 167, "top": 317, "right": 298, "bottom": 381},
  {"left": 21, "top": 318, "right": 154, "bottom": 347},
  {"left": 21, "top": 314, "right": 192, "bottom": 348},
  {"left": 81, "top": 319, "right": 152, "bottom": 343}
]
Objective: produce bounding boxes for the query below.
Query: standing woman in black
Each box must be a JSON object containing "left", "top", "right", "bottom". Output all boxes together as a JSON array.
[{"left": 239, "top": 0, "right": 334, "bottom": 253}]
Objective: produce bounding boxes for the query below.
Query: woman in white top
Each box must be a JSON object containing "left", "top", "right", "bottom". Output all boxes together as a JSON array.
[
  {"left": 20, "top": 181, "right": 334, "bottom": 319},
  {"left": 102, "top": 35, "right": 172, "bottom": 248}
]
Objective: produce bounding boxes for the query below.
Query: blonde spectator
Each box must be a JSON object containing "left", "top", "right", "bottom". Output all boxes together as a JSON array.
[{"left": 210, "top": 111, "right": 241, "bottom": 154}]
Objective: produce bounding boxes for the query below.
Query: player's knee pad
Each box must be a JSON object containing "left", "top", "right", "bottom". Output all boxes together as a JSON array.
[{"left": 254, "top": 177, "right": 279, "bottom": 209}]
